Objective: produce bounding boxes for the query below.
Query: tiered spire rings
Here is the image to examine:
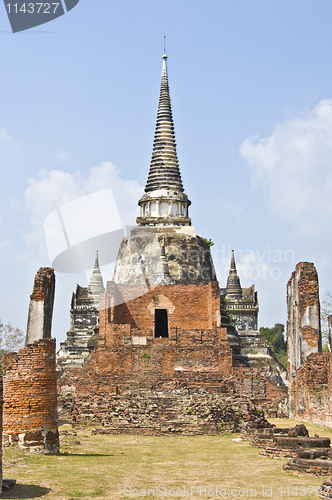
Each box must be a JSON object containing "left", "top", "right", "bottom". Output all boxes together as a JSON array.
[{"left": 137, "top": 53, "right": 191, "bottom": 227}]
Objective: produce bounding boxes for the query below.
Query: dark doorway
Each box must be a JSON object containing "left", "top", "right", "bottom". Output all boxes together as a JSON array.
[{"left": 155, "top": 309, "right": 168, "bottom": 338}]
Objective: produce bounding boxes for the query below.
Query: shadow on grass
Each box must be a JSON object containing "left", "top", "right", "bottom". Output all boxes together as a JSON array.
[{"left": 2, "top": 484, "right": 51, "bottom": 499}]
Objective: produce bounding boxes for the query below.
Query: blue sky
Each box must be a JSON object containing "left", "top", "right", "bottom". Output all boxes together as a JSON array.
[{"left": 1, "top": 0, "right": 332, "bottom": 345}]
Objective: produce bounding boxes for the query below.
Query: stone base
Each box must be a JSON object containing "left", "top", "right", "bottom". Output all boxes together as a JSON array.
[
  {"left": 4, "top": 428, "right": 59, "bottom": 455},
  {"left": 284, "top": 459, "right": 332, "bottom": 476}
]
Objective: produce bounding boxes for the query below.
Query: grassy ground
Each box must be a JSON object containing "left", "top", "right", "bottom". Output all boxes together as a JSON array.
[{"left": 2, "top": 418, "right": 332, "bottom": 500}]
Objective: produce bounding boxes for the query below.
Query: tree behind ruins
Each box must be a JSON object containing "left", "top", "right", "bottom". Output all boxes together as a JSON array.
[{"left": 0, "top": 320, "right": 24, "bottom": 358}]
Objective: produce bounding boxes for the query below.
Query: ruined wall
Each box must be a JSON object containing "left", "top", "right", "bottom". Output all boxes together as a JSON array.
[
  {"left": 57, "top": 279, "right": 287, "bottom": 427},
  {"left": 25, "top": 267, "right": 55, "bottom": 345},
  {"left": 288, "top": 352, "right": 332, "bottom": 427},
  {"left": 3, "top": 339, "right": 59, "bottom": 454},
  {"left": 287, "top": 262, "right": 321, "bottom": 375},
  {"left": 57, "top": 335, "right": 287, "bottom": 428},
  {"left": 103, "top": 281, "right": 221, "bottom": 334},
  {"left": 3, "top": 267, "right": 59, "bottom": 454},
  {"left": 60, "top": 326, "right": 233, "bottom": 393},
  {"left": 287, "top": 262, "right": 321, "bottom": 418},
  {"left": 286, "top": 262, "right": 332, "bottom": 426},
  {"left": 58, "top": 366, "right": 286, "bottom": 430},
  {"left": 58, "top": 389, "right": 280, "bottom": 435}
]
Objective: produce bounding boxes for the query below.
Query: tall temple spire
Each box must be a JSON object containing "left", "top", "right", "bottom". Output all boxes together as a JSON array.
[
  {"left": 225, "top": 250, "right": 242, "bottom": 299},
  {"left": 137, "top": 52, "right": 191, "bottom": 227},
  {"left": 88, "top": 250, "right": 105, "bottom": 298}
]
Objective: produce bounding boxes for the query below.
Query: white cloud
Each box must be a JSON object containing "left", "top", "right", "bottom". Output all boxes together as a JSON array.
[
  {"left": 240, "top": 98, "right": 332, "bottom": 236},
  {"left": 56, "top": 150, "right": 69, "bottom": 162},
  {"left": 0, "top": 239, "right": 10, "bottom": 251},
  {"left": 213, "top": 196, "right": 244, "bottom": 215},
  {"left": 24, "top": 162, "right": 144, "bottom": 249},
  {"left": 0, "top": 127, "right": 14, "bottom": 145}
]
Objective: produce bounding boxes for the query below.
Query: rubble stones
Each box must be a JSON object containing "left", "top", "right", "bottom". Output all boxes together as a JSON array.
[{"left": 59, "top": 390, "right": 266, "bottom": 435}]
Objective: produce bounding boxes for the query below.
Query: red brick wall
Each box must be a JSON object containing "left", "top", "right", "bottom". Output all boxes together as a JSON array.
[
  {"left": 3, "top": 339, "right": 59, "bottom": 454},
  {"left": 101, "top": 281, "right": 220, "bottom": 336},
  {"left": 290, "top": 352, "right": 332, "bottom": 427},
  {"left": 287, "top": 262, "right": 321, "bottom": 419},
  {"left": 286, "top": 263, "right": 332, "bottom": 427},
  {"left": 57, "top": 279, "right": 287, "bottom": 428},
  {"left": 57, "top": 362, "right": 286, "bottom": 427}
]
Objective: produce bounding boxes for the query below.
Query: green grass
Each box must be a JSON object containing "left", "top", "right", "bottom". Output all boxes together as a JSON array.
[{"left": 2, "top": 419, "right": 332, "bottom": 499}]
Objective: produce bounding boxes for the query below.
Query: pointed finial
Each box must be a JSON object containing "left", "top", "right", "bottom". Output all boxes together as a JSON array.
[
  {"left": 162, "top": 40, "right": 168, "bottom": 76},
  {"left": 231, "top": 249, "right": 236, "bottom": 270},
  {"left": 94, "top": 250, "right": 100, "bottom": 270}
]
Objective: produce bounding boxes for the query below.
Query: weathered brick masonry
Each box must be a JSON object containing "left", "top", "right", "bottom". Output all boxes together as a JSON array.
[
  {"left": 25, "top": 267, "right": 55, "bottom": 345},
  {"left": 103, "top": 280, "right": 222, "bottom": 334},
  {"left": 57, "top": 281, "right": 286, "bottom": 429},
  {"left": 289, "top": 352, "right": 332, "bottom": 427},
  {"left": 3, "top": 339, "right": 59, "bottom": 453},
  {"left": 287, "top": 262, "right": 332, "bottom": 427},
  {"left": 3, "top": 267, "right": 59, "bottom": 454}
]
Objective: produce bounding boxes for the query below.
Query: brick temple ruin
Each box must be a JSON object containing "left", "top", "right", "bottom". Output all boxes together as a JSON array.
[
  {"left": 56, "top": 52, "right": 288, "bottom": 430},
  {"left": 1, "top": 55, "right": 332, "bottom": 483}
]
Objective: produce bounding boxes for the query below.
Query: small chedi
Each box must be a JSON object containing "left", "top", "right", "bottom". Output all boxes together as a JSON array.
[
  {"left": 57, "top": 251, "right": 104, "bottom": 370},
  {"left": 56, "top": 52, "right": 288, "bottom": 432},
  {"left": 2, "top": 267, "right": 59, "bottom": 454}
]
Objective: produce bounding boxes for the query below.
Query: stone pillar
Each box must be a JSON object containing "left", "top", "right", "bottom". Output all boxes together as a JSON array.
[
  {"left": 3, "top": 267, "right": 59, "bottom": 454},
  {"left": 156, "top": 200, "right": 160, "bottom": 216},
  {"left": 287, "top": 262, "right": 321, "bottom": 418},
  {"left": 25, "top": 267, "right": 55, "bottom": 345}
]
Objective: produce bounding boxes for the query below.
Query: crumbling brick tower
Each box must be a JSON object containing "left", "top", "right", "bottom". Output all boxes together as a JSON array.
[
  {"left": 287, "top": 262, "right": 330, "bottom": 424},
  {"left": 3, "top": 268, "right": 59, "bottom": 454}
]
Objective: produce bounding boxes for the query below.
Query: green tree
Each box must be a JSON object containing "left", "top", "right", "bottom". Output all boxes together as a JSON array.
[{"left": 259, "top": 323, "right": 287, "bottom": 368}]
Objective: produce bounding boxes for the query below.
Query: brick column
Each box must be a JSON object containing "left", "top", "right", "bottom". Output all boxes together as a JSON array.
[{"left": 3, "top": 339, "right": 59, "bottom": 454}]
